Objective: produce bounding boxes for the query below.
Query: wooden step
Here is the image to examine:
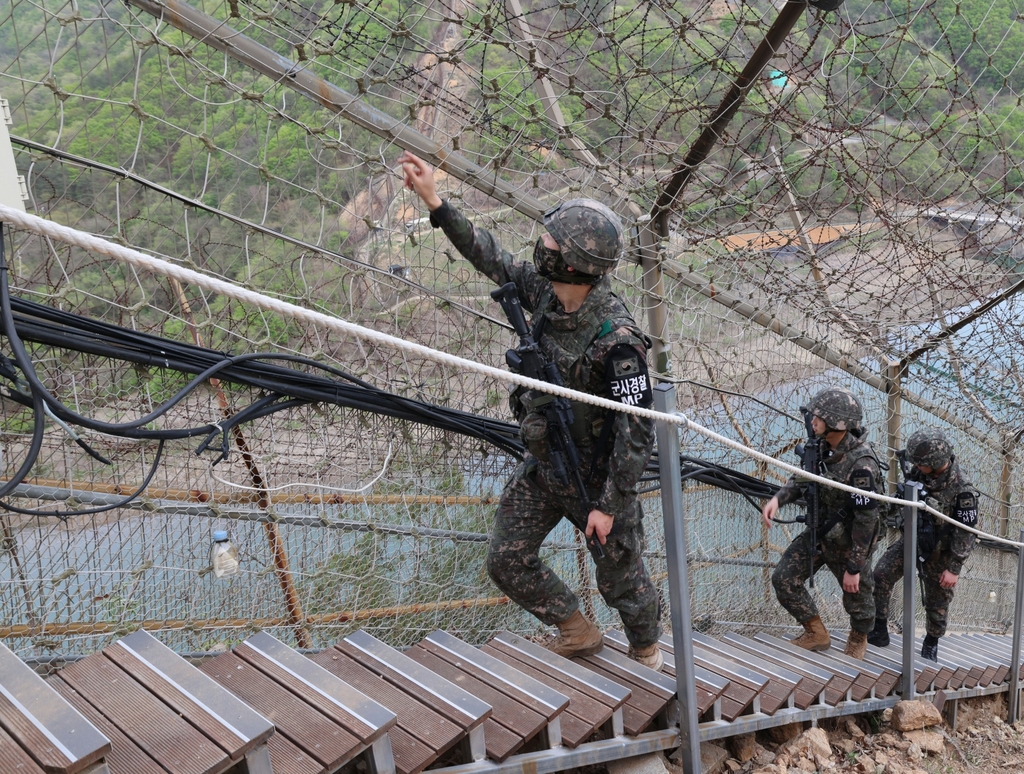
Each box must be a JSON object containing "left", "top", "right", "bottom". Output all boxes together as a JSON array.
[
  {"left": 107, "top": 631, "right": 275, "bottom": 769},
  {"left": 859, "top": 637, "right": 946, "bottom": 692},
  {"left": 59, "top": 653, "right": 229, "bottom": 774},
  {"left": 691, "top": 632, "right": 805, "bottom": 711},
  {"left": 199, "top": 631, "right": 397, "bottom": 774},
  {"left": 963, "top": 634, "right": 1024, "bottom": 681},
  {"left": 575, "top": 639, "right": 678, "bottom": 734},
  {"left": 312, "top": 636, "right": 468, "bottom": 773},
  {"left": 407, "top": 631, "right": 568, "bottom": 760},
  {"left": 336, "top": 630, "right": 490, "bottom": 765},
  {"left": 721, "top": 633, "right": 838, "bottom": 706},
  {"left": 820, "top": 632, "right": 899, "bottom": 697},
  {"left": 482, "top": 632, "right": 629, "bottom": 745},
  {"left": 886, "top": 634, "right": 986, "bottom": 688},
  {"left": 600, "top": 633, "right": 727, "bottom": 719},
  {"left": 0, "top": 640, "right": 111, "bottom": 774},
  {"left": 49, "top": 677, "right": 165, "bottom": 774},
  {"left": 655, "top": 635, "right": 768, "bottom": 717},
  {"left": 604, "top": 631, "right": 761, "bottom": 721},
  {"left": 938, "top": 635, "right": 1007, "bottom": 684},
  {"left": 750, "top": 633, "right": 858, "bottom": 703}
]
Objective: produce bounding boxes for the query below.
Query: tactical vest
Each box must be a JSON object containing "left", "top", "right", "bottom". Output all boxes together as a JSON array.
[
  {"left": 513, "top": 282, "right": 643, "bottom": 459},
  {"left": 916, "top": 460, "right": 977, "bottom": 542},
  {"left": 818, "top": 434, "right": 884, "bottom": 517}
]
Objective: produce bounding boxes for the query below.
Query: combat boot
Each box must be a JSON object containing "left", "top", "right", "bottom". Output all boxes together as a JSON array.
[
  {"left": 844, "top": 630, "right": 868, "bottom": 660},
  {"left": 546, "top": 610, "right": 603, "bottom": 658},
  {"left": 920, "top": 634, "right": 939, "bottom": 662},
  {"left": 628, "top": 643, "right": 665, "bottom": 671},
  {"left": 867, "top": 617, "right": 890, "bottom": 647},
  {"left": 790, "top": 616, "right": 831, "bottom": 652}
]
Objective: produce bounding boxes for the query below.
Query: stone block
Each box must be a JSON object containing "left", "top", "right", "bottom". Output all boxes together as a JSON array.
[
  {"left": 728, "top": 732, "right": 758, "bottom": 762},
  {"left": 891, "top": 700, "right": 943, "bottom": 731},
  {"left": 781, "top": 727, "right": 833, "bottom": 762},
  {"left": 901, "top": 729, "right": 944, "bottom": 754},
  {"left": 609, "top": 752, "right": 670, "bottom": 774},
  {"left": 699, "top": 742, "right": 730, "bottom": 774}
]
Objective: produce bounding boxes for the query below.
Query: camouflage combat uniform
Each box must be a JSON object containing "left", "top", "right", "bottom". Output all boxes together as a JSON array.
[
  {"left": 429, "top": 201, "right": 661, "bottom": 648},
  {"left": 772, "top": 431, "right": 883, "bottom": 633},
  {"left": 873, "top": 457, "right": 978, "bottom": 637}
]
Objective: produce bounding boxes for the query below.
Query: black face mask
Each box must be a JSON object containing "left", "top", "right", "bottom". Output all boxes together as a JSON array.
[
  {"left": 914, "top": 465, "right": 948, "bottom": 487},
  {"left": 532, "top": 238, "right": 599, "bottom": 284},
  {"left": 533, "top": 238, "right": 563, "bottom": 279}
]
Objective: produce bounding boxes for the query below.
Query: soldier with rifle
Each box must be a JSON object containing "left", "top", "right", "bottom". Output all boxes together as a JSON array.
[
  {"left": 398, "top": 151, "right": 663, "bottom": 670},
  {"left": 868, "top": 427, "right": 979, "bottom": 661},
  {"left": 761, "top": 388, "right": 883, "bottom": 659}
]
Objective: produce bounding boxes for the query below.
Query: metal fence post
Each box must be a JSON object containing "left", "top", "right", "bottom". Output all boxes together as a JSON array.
[
  {"left": 901, "top": 483, "right": 920, "bottom": 699},
  {"left": 1008, "top": 529, "right": 1024, "bottom": 723},
  {"left": 653, "top": 384, "right": 701, "bottom": 774}
]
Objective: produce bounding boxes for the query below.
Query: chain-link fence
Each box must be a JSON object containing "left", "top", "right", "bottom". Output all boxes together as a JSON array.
[{"left": 1, "top": 0, "right": 1022, "bottom": 660}]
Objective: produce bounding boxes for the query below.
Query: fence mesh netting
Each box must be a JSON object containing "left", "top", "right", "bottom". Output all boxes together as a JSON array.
[{"left": 0, "top": 0, "right": 1022, "bottom": 660}]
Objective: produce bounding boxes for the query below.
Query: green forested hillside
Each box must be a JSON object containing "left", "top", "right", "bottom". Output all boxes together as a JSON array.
[{"left": 4, "top": 0, "right": 1024, "bottom": 231}]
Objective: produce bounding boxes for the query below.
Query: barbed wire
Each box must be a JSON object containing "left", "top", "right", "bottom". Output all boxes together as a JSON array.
[
  {"left": 2, "top": 0, "right": 1023, "bottom": 656},
  {"left": 1, "top": 202, "right": 1015, "bottom": 552}
]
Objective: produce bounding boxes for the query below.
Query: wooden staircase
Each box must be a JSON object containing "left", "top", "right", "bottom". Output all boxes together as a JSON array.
[{"left": 2, "top": 628, "right": 1020, "bottom": 774}]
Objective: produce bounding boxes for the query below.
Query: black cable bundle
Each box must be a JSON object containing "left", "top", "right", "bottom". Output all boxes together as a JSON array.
[
  {"left": 5, "top": 296, "right": 526, "bottom": 459},
  {"left": 0, "top": 228, "right": 779, "bottom": 517},
  {"left": 647, "top": 451, "right": 780, "bottom": 515}
]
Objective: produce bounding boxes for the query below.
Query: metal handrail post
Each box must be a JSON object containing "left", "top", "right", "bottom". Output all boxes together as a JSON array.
[
  {"left": 1008, "top": 529, "right": 1024, "bottom": 722},
  {"left": 653, "top": 384, "right": 701, "bottom": 774},
  {"left": 901, "top": 483, "right": 921, "bottom": 699}
]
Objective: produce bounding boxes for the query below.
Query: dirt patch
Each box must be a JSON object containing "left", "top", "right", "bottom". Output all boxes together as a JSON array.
[{"left": 658, "top": 694, "right": 1024, "bottom": 774}]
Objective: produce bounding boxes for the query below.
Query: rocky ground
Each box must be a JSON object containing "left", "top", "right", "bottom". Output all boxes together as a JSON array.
[{"left": 654, "top": 694, "right": 1024, "bottom": 774}]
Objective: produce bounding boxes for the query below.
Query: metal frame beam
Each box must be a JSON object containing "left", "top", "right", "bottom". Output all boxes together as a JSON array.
[
  {"left": 124, "top": 0, "right": 548, "bottom": 222},
  {"left": 902, "top": 483, "right": 921, "bottom": 699},
  {"left": 1009, "top": 528, "right": 1024, "bottom": 722},
  {"left": 429, "top": 679, "right": 1013, "bottom": 774},
  {"left": 654, "top": 384, "right": 701, "bottom": 774}
]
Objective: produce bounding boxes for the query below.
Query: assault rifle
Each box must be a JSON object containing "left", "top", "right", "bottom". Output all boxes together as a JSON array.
[
  {"left": 795, "top": 406, "right": 822, "bottom": 588},
  {"left": 892, "top": 448, "right": 933, "bottom": 563},
  {"left": 886, "top": 449, "right": 913, "bottom": 530},
  {"left": 490, "top": 282, "right": 605, "bottom": 559}
]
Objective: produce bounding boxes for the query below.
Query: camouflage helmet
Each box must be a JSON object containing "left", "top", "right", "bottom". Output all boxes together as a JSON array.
[
  {"left": 906, "top": 427, "right": 953, "bottom": 469},
  {"left": 806, "top": 388, "right": 863, "bottom": 431},
  {"left": 542, "top": 199, "right": 623, "bottom": 277}
]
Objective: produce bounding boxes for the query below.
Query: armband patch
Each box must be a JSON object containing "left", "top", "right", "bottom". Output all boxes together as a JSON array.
[
  {"left": 955, "top": 491, "right": 978, "bottom": 526},
  {"left": 848, "top": 468, "right": 876, "bottom": 510},
  {"left": 606, "top": 344, "right": 653, "bottom": 407}
]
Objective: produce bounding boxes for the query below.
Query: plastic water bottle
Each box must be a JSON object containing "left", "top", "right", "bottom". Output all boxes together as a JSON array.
[{"left": 211, "top": 530, "right": 239, "bottom": 578}]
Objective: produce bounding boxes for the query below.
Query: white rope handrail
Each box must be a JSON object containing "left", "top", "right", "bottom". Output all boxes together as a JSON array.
[{"left": 1, "top": 203, "right": 1019, "bottom": 549}]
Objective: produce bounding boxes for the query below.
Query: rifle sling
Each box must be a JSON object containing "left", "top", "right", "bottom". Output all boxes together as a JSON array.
[
  {"left": 532, "top": 310, "right": 548, "bottom": 340},
  {"left": 531, "top": 307, "right": 611, "bottom": 488},
  {"left": 812, "top": 512, "right": 845, "bottom": 548},
  {"left": 586, "top": 412, "right": 615, "bottom": 486}
]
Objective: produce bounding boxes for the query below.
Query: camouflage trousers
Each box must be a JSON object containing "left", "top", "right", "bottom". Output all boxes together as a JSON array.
[
  {"left": 772, "top": 527, "right": 877, "bottom": 633},
  {"left": 486, "top": 459, "right": 661, "bottom": 648},
  {"left": 873, "top": 538, "right": 953, "bottom": 638}
]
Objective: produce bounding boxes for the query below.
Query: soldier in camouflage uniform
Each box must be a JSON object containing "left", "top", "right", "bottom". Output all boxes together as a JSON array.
[
  {"left": 398, "top": 152, "right": 663, "bottom": 670},
  {"left": 868, "top": 427, "right": 979, "bottom": 661},
  {"left": 762, "top": 388, "right": 883, "bottom": 660}
]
